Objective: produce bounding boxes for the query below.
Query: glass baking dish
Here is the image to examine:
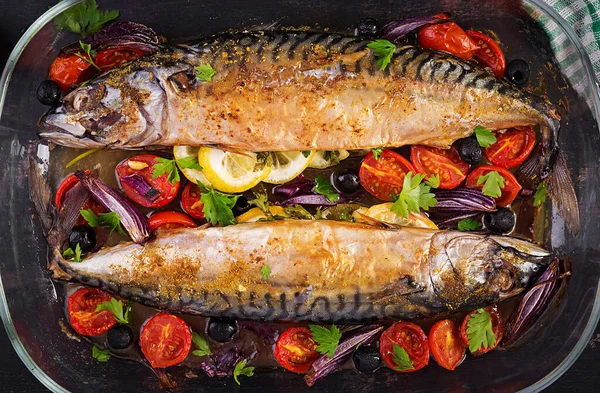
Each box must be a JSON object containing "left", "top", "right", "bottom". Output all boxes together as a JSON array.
[{"left": 1, "top": 0, "right": 599, "bottom": 391}]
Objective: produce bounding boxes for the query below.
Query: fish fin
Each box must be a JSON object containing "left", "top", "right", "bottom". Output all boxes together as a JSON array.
[
  {"left": 27, "top": 142, "right": 54, "bottom": 235},
  {"left": 514, "top": 145, "right": 542, "bottom": 189},
  {"left": 547, "top": 149, "right": 580, "bottom": 234},
  {"left": 353, "top": 212, "right": 403, "bottom": 229},
  {"left": 245, "top": 18, "right": 283, "bottom": 32}
]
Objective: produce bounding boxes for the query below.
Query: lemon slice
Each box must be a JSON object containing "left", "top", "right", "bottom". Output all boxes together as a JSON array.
[
  {"left": 263, "top": 151, "right": 316, "bottom": 184},
  {"left": 173, "top": 146, "right": 211, "bottom": 185},
  {"left": 236, "top": 206, "right": 289, "bottom": 222},
  {"left": 198, "top": 147, "right": 272, "bottom": 193},
  {"left": 354, "top": 202, "right": 438, "bottom": 229},
  {"left": 308, "top": 150, "right": 350, "bottom": 169}
]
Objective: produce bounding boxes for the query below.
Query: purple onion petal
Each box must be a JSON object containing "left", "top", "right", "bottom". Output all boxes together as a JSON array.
[
  {"left": 48, "top": 182, "right": 90, "bottom": 248},
  {"left": 428, "top": 188, "right": 496, "bottom": 227},
  {"left": 62, "top": 22, "right": 159, "bottom": 55},
  {"left": 381, "top": 13, "right": 450, "bottom": 42},
  {"left": 272, "top": 175, "right": 315, "bottom": 198},
  {"left": 120, "top": 174, "right": 161, "bottom": 203}
]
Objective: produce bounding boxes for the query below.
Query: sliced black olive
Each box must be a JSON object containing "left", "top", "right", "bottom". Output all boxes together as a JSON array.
[
  {"left": 458, "top": 135, "right": 483, "bottom": 164},
  {"left": 107, "top": 325, "right": 134, "bottom": 350},
  {"left": 36, "top": 80, "right": 61, "bottom": 106},
  {"left": 506, "top": 59, "right": 530, "bottom": 85},
  {"left": 484, "top": 207, "right": 515, "bottom": 233},
  {"left": 232, "top": 196, "right": 252, "bottom": 216},
  {"left": 355, "top": 17, "right": 379, "bottom": 37},
  {"left": 333, "top": 168, "right": 361, "bottom": 194},
  {"left": 207, "top": 317, "right": 238, "bottom": 343},
  {"left": 69, "top": 225, "right": 97, "bottom": 252},
  {"left": 352, "top": 346, "right": 381, "bottom": 373}
]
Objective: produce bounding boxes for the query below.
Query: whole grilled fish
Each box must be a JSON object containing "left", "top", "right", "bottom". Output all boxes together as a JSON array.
[
  {"left": 37, "top": 30, "right": 579, "bottom": 232},
  {"left": 54, "top": 220, "right": 550, "bottom": 322}
]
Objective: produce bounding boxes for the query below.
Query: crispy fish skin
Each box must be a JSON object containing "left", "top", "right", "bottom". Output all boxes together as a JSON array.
[{"left": 56, "top": 220, "right": 550, "bottom": 322}]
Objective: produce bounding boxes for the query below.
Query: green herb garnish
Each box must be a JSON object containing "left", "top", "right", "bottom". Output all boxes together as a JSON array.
[
  {"left": 248, "top": 185, "right": 270, "bottom": 214},
  {"left": 301, "top": 150, "right": 312, "bottom": 158},
  {"left": 323, "top": 150, "right": 340, "bottom": 165},
  {"left": 191, "top": 332, "right": 212, "bottom": 357},
  {"left": 95, "top": 298, "right": 130, "bottom": 324},
  {"left": 392, "top": 344, "right": 414, "bottom": 371},
  {"left": 260, "top": 265, "right": 271, "bottom": 280},
  {"left": 197, "top": 183, "right": 239, "bottom": 226},
  {"left": 371, "top": 147, "right": 384, "bottom": 160},
  {"left": 63, "top": 243, "right": 82, "bottom": 262},
  {"left": 367, "top": 39, "right": 396, "bottom": 71},
  {"left": 65, "top": 148, "right": 100, "bottom": 168},
  {"left": 80, "top": 209, "right": 126, "bottom": 235},
  {"left": 54, "top": 0, "right": 119, "bottom": 37},
  {"left": 75, "top": 41, "right": 101, "bottom": 71},
  {"left": 92, "top": 345, "right": 111, "bottom": 362},
  {"left": 474, "top": 125, "right": 497, "bottom": 148},
  {"left": 457, "top": 217, "right": 482, "bottom": 231},
  {"left": 533, "top": 183, "right": 547, "bottom": 207},
  {"left": 314, "top": 176, "right": 339, "bottom": 203},
  {"left": 233, "top": 359, "right": 254, "bottom": 385},
  {"left": 390, "top": 172, "right": 437, "bottom": 218},
  {"left": 466, "top": 308, "right": 497, "bottom": 353},
  {"left": 195, "top": 64, "right": 216, "bottom": 82},
  {"left": 477, "top": 171, "right": 505, "bottom": 198},
  {"left": 425, "top": 174, "right": 440, "bottom": 189},
  {"left": 309, "top": 324, "right": 341, "bottom": 358},
  {"left": 152, "top": 156, "right": 202, "bottom": 185}
]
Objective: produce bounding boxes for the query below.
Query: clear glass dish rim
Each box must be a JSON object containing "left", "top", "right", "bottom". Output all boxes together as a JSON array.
[{"left": 0, "top": 0, "right": 598, "bottom": 391}]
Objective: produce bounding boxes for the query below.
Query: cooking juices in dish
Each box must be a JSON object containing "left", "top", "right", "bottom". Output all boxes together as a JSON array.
[{"left": 30, "top": 4, "right": 575, "bottom": 387}]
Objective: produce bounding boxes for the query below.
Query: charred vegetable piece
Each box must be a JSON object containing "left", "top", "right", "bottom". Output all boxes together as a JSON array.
[
  {"left": 68, "top": 225, "right": 97, "bottom": 252},
  {"left": 37, "top": 80, "right": 61, "bottom": 106},
  {"left": 506, "top": 59, "right": 530, "bottom": 85},
  {"left": 332, "top": 168, "right": 361, "bottom": 194},
  {"left": 458, "top": 135, "right": 483, "bottom": 164},
  {"left": 67, "top": 288, "right": 116, "bottom": 336},
  {"left": 429, "top": 319, "right": 465, "bottom": 370},
  {"left": 108, "top": 325, "right": 134, "bottom": 350},
  {"left": 207, "top": 318, "right": 238, "bottom": 343},
  {"left": 355, "top": 17, "right": 379, "bottom": 36},
  {"left": 140, "top": 313, "right": 191, "bottom": 368},
  {"left": 352, "top": 346, "right": 381, "bottom": 373},
  {"left": 484, "top": 207, "right": 515, "bottom": 233},
  {"left": 275, "top": 327, "right": 319, "bottom": 373}
]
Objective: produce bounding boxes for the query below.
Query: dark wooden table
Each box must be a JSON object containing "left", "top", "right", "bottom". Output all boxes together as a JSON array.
[{"left": 0, "top": 1, "right": 598, "bottom": 391}]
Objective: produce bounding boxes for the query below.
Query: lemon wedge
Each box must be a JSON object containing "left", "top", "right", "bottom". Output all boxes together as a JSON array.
[
  {"left": 354, "top": 202, "right": 438, "bottom": 229},
  {"left": 198, "top": 147, "right": 271, "bottom": 193},
  {"left": 308, "top": 150, "right": 350, "bottom": 169},
  {"left": 236, "top": 206, "right": 289, "bottom": 222},
  {"left": 173, "top": 146, "right": 211, "bottom": 185},
  {"left": 263, "top": 151, "right": 316, "bottom": 184}
]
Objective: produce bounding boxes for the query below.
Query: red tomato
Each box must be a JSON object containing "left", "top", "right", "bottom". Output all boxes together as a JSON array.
[
  {"left": 466, "top": 30, "right": 506, "bottom": 77},
  {"left": 140, "top": 313, "right": 192, "bottom": 368},
  {"left": 359, "top": 150, "right": 416, "bottom": 201},
  {"left": 55, "top": 172, "right": 106, "bottom": 225},
  {"left": 483, "top": 127, "right": 536, "bottom": 169},
  {"left": 465, "top": 165, "right": 522, "bottom": 206},
  {"left": 148, "top": 211, "right": 197, "bottom": 231},
  {"left": 418, "top": 22, "right": 480, "bottom": 60},
  {"left": 460, "top": 306, "right": 504, "bottom": 354},
  {"left": 116, "top": 154, "right": 180, "bottom": 208},
  {"left": 67, "top": 288, "right": 116, "bottom": 336},
  {"left": 380, "top": 322, "right": 429, "bottom": 372},
  {"left": 410, "top": 145, "right": 469, "bottom": 189},
  {"left": 181, "top": 182, "right": 205, "bottom": 219},
  {"left": 429, "top": 320, "right": 466, "bottom": 370},
  {"left": 95, "top": 47, "right": 148, "bottom": 71},
  {"left": 274, "top": 327, "right": 320, "bottom": 373},
  {"left": 49, "top": 54, "right": 97, "bottom": 92}
]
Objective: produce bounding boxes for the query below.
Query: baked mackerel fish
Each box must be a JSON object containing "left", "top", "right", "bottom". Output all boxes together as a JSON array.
[
  {"left": 53, "top": 220, "right": 550, "bottom": 322},
  {"left": 37, "top": 30, "right": 579, "bottom": 232}
]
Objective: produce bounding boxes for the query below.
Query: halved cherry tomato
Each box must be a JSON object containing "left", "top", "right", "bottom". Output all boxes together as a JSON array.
[
  {"left": 116, "top": 154, "right": 180, "bottom": 208},
  {"left": 460, "top": 306, "right": 504, "bottom": 354},
  {"left": 55, "top": 172, "right": 106, "bottom": 225},
  {"left": 380, "top": 322, "right": 429, "bottom": 372},
  {"left": 49, "top": 54, "right": 97, "bottom": 92},
  {"left": 95, "top": 47, "right": 148, "bottom": 71},
  {"left": 274, "top": 327, "right": 320, "bottom": 373},
  {"left": 466, "top": 30, "right": 506, "bottom": 77},
  {"left": 429, "top": 320, "right": 466, "bottom": 370},
  {"left": 140, "top": 313, "right": 191, "bottom": 368},
  {"left": 148, "top": 211, "right": 197, "bottom": 231},
  {"left": 465, "top": 165, "right": 522, "bottom": 206},
  {"left": 410, "top": 145, "right": 469, "bottom": 189},
  {"left": 67, "top": 288, "right": 116, "bottom": 336},
  {"left": 359, "top": 150, "right": 415, "bottom": 201},
  {"left": 418, "top": 22, "right": 480, "bottom": 60},
  {"left": 181, "top": 182, "right": 205, "bottom": 219},
  {"left": 483, "top": 127, "right": 536, "bottom": 169}
]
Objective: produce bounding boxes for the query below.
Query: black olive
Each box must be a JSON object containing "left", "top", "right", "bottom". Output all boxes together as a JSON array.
[
  {"left": 69, "top": 225, "right": 97, "bottom": 252},
  {"left": 36, "top": 80, "right": 61, "bottom": 106},
  {"left": 458, "top": 136, "right": 483, "bottom": 164},
  {"left": 232, "top": 196, "right": 252, "bottom": 216},
  {"left": 333, "top": 168, "right": 361, "bottom": 194},
  {"left": 107, "top": 325, "right": 134, "bottom": 350},
  {"left": 484, "top": 207, "right": 515, "bottom": 233},
  {"left": 207, "top": 318, "right": 238, "bottom": 343},
  {"left": 506, "top": 59, "right": 530, "bottom": 85},
  {"left": 352, "top": 346, "right": 381, "bottom": 373},
  {"left": 355, "top": 17, "right": 379, "bottom": 37}
]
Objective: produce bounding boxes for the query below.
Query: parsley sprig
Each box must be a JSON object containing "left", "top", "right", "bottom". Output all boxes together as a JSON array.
[
  {"left": 457, "top": 217, "right": 482, "bottom": 231},
  {"left": 314, "top": 176, "right": 339, "bottom": 203},
  {"left": 533, "top": 183, "right": 547, "bottom": 207},
  {"left": 466, "top": 308, "right": 497, "bottom": 353},
  {"left": 371, "top": 147, "right": 384, "bottom": 160},
  {"left": 195, "top": 64, "right": 216, "bottom": 82},
  {"left": 81, "top": 209, "right": 126, "bottom": 236},
  {"left": 191, "top": 332, "right": 212, "bottom": 357},
  {"left": 63, "top": 243, "right": 82, "bottom": 262},
  {"left": 92, "top": 345, "right": 111, "bottom": 362},
  {"left": 260, "top": 265, "right": 271, "bottom": 280},
  {"left": 54, "top": 0, "right": 119, "bottom": 37},
  {"left": 477, "top": 171, "right": 505, "bottom": 198},
  {"left": 95, "top": 298, "right": 130, "bottom": 324},
  {"left": 233, "top": 359, "right": 254, "bottom": 385},
  {"left": 75, "top": 41, "right": 101, "bottom": 71},
  {"left": 392, "top": 344, "right": 414, "bottom": 371},
  {"left": 367, "top": 39, "right": 396, "bottom": 71},
  {"left": 153, "top": 156, "right": 202, "bottom": 185},
  {"left": 474, "top": 125, "right": 496, "bottom": 148},
  {"left": 425, "top": 174, "right": 440, "bottom": 189},
  {"left": 390, "top": 172, "right": 437, "bottom": 218},
  {"left": 197, "top": 183, "right": 239, "bottom": 226},
  {"left": 309, "top": 324, "right": 341, "bottom": 358}
]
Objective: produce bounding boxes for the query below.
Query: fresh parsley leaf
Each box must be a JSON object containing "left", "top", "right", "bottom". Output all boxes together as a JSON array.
[
  {"left": 466, "top": 308, "right": 497, "bottom": 353},
  {"left": 233, "top": 359, "right": 254, "bottom": 385},
  {"left": 152, "top": 156, "right": 202, "bottom": 185},
  {"left": 390, "top": 172, "right": 437, "bottom": 218},
  {"left": 177, "top": 155, "right": 203, "bottom": 171},
  {"left": 63, "top": 248, "right": 74, "bottom": 259},
  {"left": 477, "top": 171, "right": 505, "bottom": 198},
  {"left": 80, "top": 209, "right": 99, "bottom": 227},
  {"left": 371, "top": 147, "right": 384, "bottom": 160},
  {"left": 75, "top": 41, "right": 101, "bottom": 71},
  {"left": 195, "top": 64, "right": 216, "bottom": 82},
  {"left": 392, "top": 344, "right": 414, "bottom": 371},
  {"left": 533, "top": 183, "right": 547, "bottom": 207},
  {"left": 309, "top": 324, "right": 341, "bottom": 358},
  {"left": 302, "top": 150, "right": 312, "bottom": 158},
  {"left": 63, "top": 243, "right": 82, "bottom": 262},
  {"left": 457, "top": 217, "right": 482, "bottom": 231},
  {"left": 191, "top": 332, "right": 212, "bottom": 357},
  {"left": 248, "top": 185, "right": 270, "bottom": 214},
  {"left": 92, "top": 345, "right": 111, "bottom": 362},
  {"left": 323, "top": 150, "right": 340, "bottom": 165},
  {"left": 314, "top": 176, "right": 339, "bottom": 203},
  {"left": 425, "top": 174, "right": 440, "bottom": 189},
  {"left": 197, "top": 183, "right": 240, "bottom": 226},
  {"left": 80, "top": 209, "right": 126, "bottom": 235},
  {"left": 260, "top": 265, "right": 271, "bottom": 280},
  {"left": 367, "top": 39, "right": 396, "bottom": 71},
  {"left": 95, "top": 298, "right": 129, "bottom": 324},
  {"left": 474, "top": 125, "right": 496, "bottom": 148},
  {"left": 54, "top": 0, "right": 119, "bottom": 37}
]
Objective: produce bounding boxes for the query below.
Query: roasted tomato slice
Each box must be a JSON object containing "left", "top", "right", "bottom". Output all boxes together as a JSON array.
[
  {"left": 410, "top": 145, "right": 469, "bottom": 189},
  {"left": 49, "top": 54, "right": 97, "bottom": 92},
  {"left": 429, "top": 320, "right": 466, "bottom": 370},
  {"left": 465, "top": 30, "right": 506, "bottom": 77},
  {"left": 274, "top": 327, "right": 320, "bottom": 373},
  {"left": 148, "top": 211, "right": 197, "bottom": 231},
  {"left": 95, "top": 47, "right": 148, "bottom": 71},
  {"left": 181, "top": 182, "right": 205, "bottom": 219},
  {"left": 55, "top": 172, "right": 106, "bottom": 225},
  {"left": 67, "top": 288, "right": 116, "bottom": 336},
  {"left": 465, "top": 165, "right": 522, "bottom": 206},
  {"left": 460, "top": 306, "right": 504, "bottom": 354},
  {"left": 380, "top": 322, "right": 429, "bottom": 372},
  {"left": 140, "top": 313, "right": 192, "bottom": 368},
  {"left": 483, "top": 127, "right": 536, "bottom": 169},
  {"left": 116, "top": 154, "right": 180, "bottom": 208},
  {"left": 418, "top": 22, "right": 480, "bottom": 60},
  {"left": 359, "top": 150, "right": 415, "bottom": 201}
]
